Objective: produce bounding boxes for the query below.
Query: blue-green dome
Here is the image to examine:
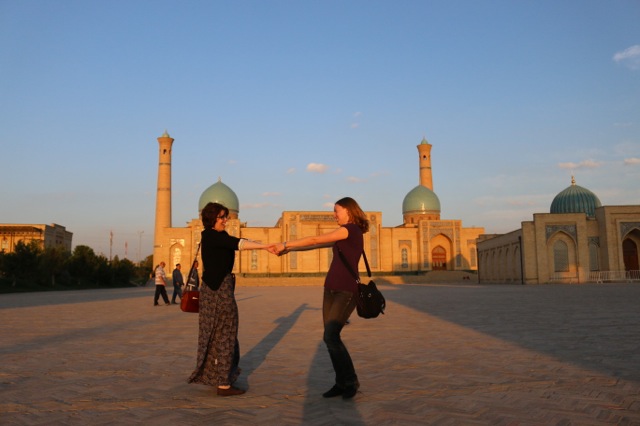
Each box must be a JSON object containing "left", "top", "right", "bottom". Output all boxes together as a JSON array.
[
  {"left": 550, "top": 177, "right": 601, "bottom": 218},
  {"left": 402, "top": 185, "right": 441, "bottom": 214},
  {"left": 198, "top": 178, "right": 239, "bottom": 213}
]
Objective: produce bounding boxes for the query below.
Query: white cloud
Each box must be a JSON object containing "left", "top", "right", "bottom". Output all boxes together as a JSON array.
[
  {"left": 306, "top": 163, "right": 329, "bottom": 173},
  {"left": 614, "top": 141, "right": 640, "bottom": 156},
  {"left": 369, "top": 170, "right": 389, "bottom": 178},
  {"left": 613, "top": 45, "right": 640, "bottom": 70},
  {"left": 557, "top": 160, "right": 600, "bottom": 170},
  {"left": 624, "top": 157, "right": 640, "bottom": 165},
  {"left": 506, "top": 198, "right": 537, "bottom": 207},
  {"left": 351, "top": 111, "right": 362, "bottom": 129},
  {"left": 286, "top": 168, "right": 296, "bottom": 174},
  {"left": 346, "top": 176, "right": 366, "bottom": 183},
  {"left": 261, "top": 192, "right": 281, "bottom": 197},
  {"left": 613, "top": 122, "right": 633, "bottom": 127}
]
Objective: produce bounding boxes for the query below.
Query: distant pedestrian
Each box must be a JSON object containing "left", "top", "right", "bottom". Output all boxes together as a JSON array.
[
  {"left": 153, "top": 262, "right": 170, "bottom": 306},
  {"left": 171, "top": 263, "right": 184, "bottom": 304}
]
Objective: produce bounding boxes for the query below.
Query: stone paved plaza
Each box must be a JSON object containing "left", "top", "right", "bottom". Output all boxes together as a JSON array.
[{"left": 1, "top": 278, "right": 639, "bottom": 425}]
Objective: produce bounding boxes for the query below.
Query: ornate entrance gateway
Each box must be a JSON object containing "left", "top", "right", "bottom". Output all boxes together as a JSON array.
[
  {"left": 432, "top": 246, "right": 447, "bottom": 271},
  {"left": 623, "top": 238, "right": 639, "bottom": 271}
]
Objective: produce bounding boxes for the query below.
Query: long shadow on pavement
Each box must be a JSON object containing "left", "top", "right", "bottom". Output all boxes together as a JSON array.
[
  {"left": 0, "top": 287, "right": 152, "bottom": 309},
  {"left": 375, "top": 279, "right": 640, "bottom": 383},
  {"left": 241, "top": 303, "right": 310, "bottom": 380},
  {"left": 302, "top": 341, "right": 365, "bottom": 426}
]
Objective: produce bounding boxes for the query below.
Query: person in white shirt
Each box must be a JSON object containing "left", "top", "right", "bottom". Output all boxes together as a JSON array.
[{"left": 153, "top": 262, "right": 170, "bottom": 306}]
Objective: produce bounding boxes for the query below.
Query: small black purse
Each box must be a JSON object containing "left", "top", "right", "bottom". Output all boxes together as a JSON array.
[{"left": 337, "top": 248, "right": 386, "bottom": 319}]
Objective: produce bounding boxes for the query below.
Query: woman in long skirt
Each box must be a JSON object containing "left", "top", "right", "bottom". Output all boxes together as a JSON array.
[{"left": 188, "top": 202, "right": 271, "bottom": 396}]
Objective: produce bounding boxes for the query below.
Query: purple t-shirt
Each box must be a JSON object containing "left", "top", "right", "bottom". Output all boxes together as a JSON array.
[{"left": 324, "top": 223, "right": 364, "bottom": 293}]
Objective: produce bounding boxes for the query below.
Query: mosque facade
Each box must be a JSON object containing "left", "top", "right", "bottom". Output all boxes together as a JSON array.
[
  {"left": 477, "top": 177, "right": 640, "bottom": 284},
  {"left": 152, "top": 132, "right": 484, "bottom": 278}
]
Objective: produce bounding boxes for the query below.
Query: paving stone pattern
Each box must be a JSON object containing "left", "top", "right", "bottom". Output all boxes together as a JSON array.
[{"left": 1, "top": 279, "right": 639, "bottom": 425}]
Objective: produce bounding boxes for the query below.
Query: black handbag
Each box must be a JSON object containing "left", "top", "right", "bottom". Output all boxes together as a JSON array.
[{"left": 337, "top": 248, "right": 386, "bottom": 319}]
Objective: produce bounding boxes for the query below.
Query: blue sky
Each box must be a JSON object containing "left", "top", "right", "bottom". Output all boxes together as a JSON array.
[{"left": 1, "top": 0, "right": 639, "bottom": 261}]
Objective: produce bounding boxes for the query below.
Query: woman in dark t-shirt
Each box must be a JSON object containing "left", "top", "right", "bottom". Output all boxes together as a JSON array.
[{"left": 271, "top": 197, "right": 369, "bottom": 400}]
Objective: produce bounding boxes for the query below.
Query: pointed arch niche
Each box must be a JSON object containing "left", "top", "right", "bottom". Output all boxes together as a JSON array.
[
  {"left": 546, "top": 231, "right": 577, "bottom": 280},
  {"left": 430, "top": 234, "right": 453, "bottom": 271},
  {"left": 170, "top": 239, "right": 185, "bottom": 271},
  {"left": 622, "top": 227, "right": 640, "bottom": 271}
]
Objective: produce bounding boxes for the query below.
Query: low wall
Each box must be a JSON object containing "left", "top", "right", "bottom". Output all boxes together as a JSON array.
[{"left": 236, "top": 271, "right": 478, "bottom": 287}]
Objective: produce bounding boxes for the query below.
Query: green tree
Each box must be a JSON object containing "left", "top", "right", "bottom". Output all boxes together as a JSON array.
[
  {"left": 1, "top": 242, "right": 143, "bottom": 292},
  {"left": 135, "top": 254, "right": 154, "bottom": 285},
  {"left": 110, "top": 256, "right": 136, "bottom": 286},
  {"left": 3, "top": 240, "right": 42, "bottom": 286},
  {"left": 68, "top": 245, "right": 101, "bottom": 287},
  {"left": 39, "top": 246, "right": 71, "bottom": 287}
]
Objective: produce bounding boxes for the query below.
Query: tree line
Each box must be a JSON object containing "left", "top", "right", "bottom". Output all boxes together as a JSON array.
[{"left": 0, "top": 240, "right": 153, "bottom": 293}]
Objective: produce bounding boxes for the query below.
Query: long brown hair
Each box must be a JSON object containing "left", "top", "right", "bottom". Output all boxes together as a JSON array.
[
  {"left": 336, "top": 197, "right": 369, "bottom": 233},
  {"left": 201, "top": 202, "right": 229, "bottom": 229}
]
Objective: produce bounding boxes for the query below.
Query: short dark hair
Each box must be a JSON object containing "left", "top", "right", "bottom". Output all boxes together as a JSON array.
[{"left": 201, "top": 202, "right": 229, "bottom": 229}]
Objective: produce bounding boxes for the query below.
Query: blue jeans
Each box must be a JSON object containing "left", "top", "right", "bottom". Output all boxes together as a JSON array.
[{"left": 322, "top": 289, "right": 358, "bottom": 388}]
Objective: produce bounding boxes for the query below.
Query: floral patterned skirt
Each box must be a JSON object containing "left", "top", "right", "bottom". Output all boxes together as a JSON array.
[{"left": 188, "top": 274, "right": 240, "bottom": 387}]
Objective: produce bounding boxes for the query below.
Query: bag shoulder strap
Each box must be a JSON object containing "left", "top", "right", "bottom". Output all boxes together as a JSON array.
[
  {"left": 185, "top": 242, "right": 201, "bottom": 288},
  {"left": 337, "top": 247, "right": 371, "bottom": 283}
]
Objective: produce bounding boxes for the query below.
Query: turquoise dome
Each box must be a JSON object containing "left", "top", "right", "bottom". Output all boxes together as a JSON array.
[
  {"left": 402, "top": 185, "right": 441, "bottom": 214},
  {"left": 198, "top": 178, "right": 239, "bottom": 213},
  {"left": 550, "top": 177, "right": 601, "bottom": 218}
]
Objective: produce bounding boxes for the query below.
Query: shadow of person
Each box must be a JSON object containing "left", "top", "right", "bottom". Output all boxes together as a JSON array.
[
  {"left": 240, "top": 303, "right": 312, "bottom": 380},
  {"left": 302, "top": 342, "right": 366, "bottom": 425}
]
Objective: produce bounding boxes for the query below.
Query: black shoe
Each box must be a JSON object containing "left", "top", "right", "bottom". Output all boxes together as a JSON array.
[
  {"left": 342, "top": 383, "right": 359, "bottom": 399},
  {"left": 322, "top": 385, "right": 344, "bottom": 398}
]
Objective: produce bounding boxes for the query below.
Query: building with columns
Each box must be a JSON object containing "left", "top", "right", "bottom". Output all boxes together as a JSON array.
[
  {"left": 152, "top": 132, "right": 484, "bottom": 278},
  {"left": 477, "top": 177, "right": 640, "bottom": 284}
]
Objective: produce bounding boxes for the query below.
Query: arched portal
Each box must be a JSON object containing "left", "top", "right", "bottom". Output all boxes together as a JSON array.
[
  {"left": 432, "top": 245, "right": 447, "bottom": 270},
  {"left": 623, "top": 238, "right": 639, "bottom": 271}
]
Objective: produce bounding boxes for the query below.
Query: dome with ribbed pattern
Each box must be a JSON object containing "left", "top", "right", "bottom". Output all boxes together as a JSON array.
[{"left": 550, "top": 177, "right": 601, "bottom": 218}]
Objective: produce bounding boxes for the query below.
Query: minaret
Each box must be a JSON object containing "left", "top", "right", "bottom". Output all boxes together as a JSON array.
[
  {"left": 417, "top": 137, "right": 433, "bottom": 190},
  {"left": 153, "top": 131, "right": 174, "bottom": 264}
]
